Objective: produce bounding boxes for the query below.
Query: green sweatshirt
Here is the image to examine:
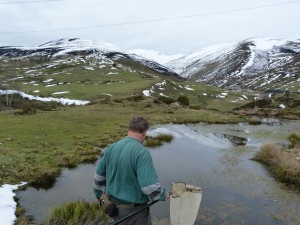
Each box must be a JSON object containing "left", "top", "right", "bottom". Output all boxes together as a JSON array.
[{"left": 93, "top": 136, "right": 166, "bottom": 204}]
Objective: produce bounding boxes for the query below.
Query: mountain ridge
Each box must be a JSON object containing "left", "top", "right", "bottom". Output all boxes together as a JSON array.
[
  {"left": 1, "top": 37, "right": 300, "bottom": 91},
  {"left": 0, "top": 38, "right": 178, "bottom": 77}
]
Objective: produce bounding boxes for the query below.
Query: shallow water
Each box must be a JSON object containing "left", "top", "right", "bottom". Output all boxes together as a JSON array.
[{"left": 17, "top": 120, "right": 300, "bottom": 224}]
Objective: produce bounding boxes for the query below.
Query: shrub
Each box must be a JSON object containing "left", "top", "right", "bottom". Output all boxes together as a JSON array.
[
  {"left": 153, "top": 98, "right": 162, "bottom": 105},
  {"left": 158, "top": 96, "right": 175, "bottom": 105},
  {"left": 177, "top": 95, "right": 189, "bottom": 106},
  {"left": 126, "top": 93, "right": 144, "bottom": 102},
  {"left": 288, "top": 133, "right": 300, "bottom": 148},
  {"left": 113, "top": 98, "right": 123, "bottom": 103},
  {"left": 189, "top": 105, "right": 201, "bottom": 110}
]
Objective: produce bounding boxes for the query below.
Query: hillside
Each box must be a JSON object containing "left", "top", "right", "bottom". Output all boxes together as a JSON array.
[
  {"left": 133, "top": 38, "right": 300, "bottom": 92},
  {"left": 0, "top": 38, "right": 299, "bottom": 116}
]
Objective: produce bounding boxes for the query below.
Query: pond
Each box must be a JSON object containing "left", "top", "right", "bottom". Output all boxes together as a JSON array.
[{"left": 17, "top": 120, "right": 300, "bottom": 225}]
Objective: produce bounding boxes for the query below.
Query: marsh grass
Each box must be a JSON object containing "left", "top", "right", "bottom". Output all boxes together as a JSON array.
[
  {"left": 145, "top": 134, "right": 174, "bottom": 148},
  {"left": 43, "top": 201, "right": 110, "bottom": 225},
  {"left": 253, "top": 142, "right": 300, "bottom": 188}
]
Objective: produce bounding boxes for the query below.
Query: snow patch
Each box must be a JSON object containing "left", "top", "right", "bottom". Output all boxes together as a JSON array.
[
  {"left": 0, "top": 90, "right": 89, "bottom": 105},
  {"left": 0, "top": 182, "right": 27, "bottom": 225},
  {"left": 185, "top": 86, "right": 194, "bottom": 91},
  {"left": 159, "top": 93, "right": 168, "bottom": 97},
  {"left": 45, "top": 84, "right": 57, "bottom": 87},
  {"left": 279, "top": 104, "right": 286, "bottom": 109},
  {"left": 52, "top": 91, "right": 70, "bottom": 95},
  {"left": 129, "top": 49, "right": 183, "bottom": 65},
  {"left": 143, "top": 90, "right": 151, "bottom": 97},
  {"left": 83, "top": 66, "right": 95, "bottom": 71},
  {"left": 43, "top": 79, "right": 53, "bottom": 83},
  {"left": 101, "top": 93, "right": 113, "bottom": 96}
]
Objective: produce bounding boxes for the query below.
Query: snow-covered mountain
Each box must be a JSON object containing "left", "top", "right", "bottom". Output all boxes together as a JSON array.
[
  {"left": 165, "top": 38, "right": 300, "bottom": 91},
  {"left": 165, "top": 43, "right": 237, "bottom": 77},
  {"left": 0, "top": 38, "right": 178, "bottom": 77},
  {"left": 1, "top": 37, "right": 299, "bottom": 91},
  {"left": 129, "top": 49, "right": 183, "bottom": 65}
]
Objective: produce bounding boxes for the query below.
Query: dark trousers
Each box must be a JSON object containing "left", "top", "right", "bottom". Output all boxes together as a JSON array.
[{"left": 114, "top": 204, "right": 152, "bottom": 225}]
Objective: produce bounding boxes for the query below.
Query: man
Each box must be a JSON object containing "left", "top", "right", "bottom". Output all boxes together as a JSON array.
[{"left": 93, "top": 117, "right": 169, "bottom": 225}]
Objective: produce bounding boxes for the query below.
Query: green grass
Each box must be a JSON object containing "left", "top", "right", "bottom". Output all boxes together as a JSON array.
[
  {"left": 42, "top": 201, "right": 110, "bottom": 225},
  {"left": 13, "top": 70, "right": 159, "bottom": 101},
  {"left": 0, "top": 100, "right": 246, "bottom": 187},
  {"left": 145, "top": 134, "right": 174, "bottom": 148}
]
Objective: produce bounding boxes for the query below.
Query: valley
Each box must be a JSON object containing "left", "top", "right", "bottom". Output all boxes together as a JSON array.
[{"left": 0, "top": 38, "right": 299, "bottom": 225}]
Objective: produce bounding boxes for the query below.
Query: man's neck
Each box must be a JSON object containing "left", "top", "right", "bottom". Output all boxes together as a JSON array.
[{"left": 128, "top": 131, "right": 143, "bottom": 143}]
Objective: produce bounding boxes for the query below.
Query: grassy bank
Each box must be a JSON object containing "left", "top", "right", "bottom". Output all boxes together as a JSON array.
[
  {"left": 253, "top": 142, "right": 300, "bottom": 189},
  {"left": 0, "top": 99, "right": 246, "bottom": 187}
]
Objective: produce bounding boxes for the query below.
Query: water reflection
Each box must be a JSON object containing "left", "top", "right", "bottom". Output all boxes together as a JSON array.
[{"left": 17, "top": 121, "right": 300, "bottom": 225}]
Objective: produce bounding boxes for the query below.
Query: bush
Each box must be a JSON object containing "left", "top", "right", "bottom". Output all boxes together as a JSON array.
[
  {"left": 153, "top": 98, "right": 162, "bottom": 105},
  {"left": 189, "top": 105, "right": 201, "bottom": 110},
  {"left": 288, "top": 133, "right": 300, "bottom": 148},
  {"left": 158, "top": 96, "right": 175, "bottom": 105},
  {"left": 177, "top": 95, "right": 189, "bottom": 106},
  {"left": 126, "top": 93, "right": 144, "bottom": 102}
]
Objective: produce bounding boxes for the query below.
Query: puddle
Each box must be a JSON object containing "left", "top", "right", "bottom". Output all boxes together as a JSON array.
[{"left": 17, "top": 120, "right": 300, "bottom": 225}]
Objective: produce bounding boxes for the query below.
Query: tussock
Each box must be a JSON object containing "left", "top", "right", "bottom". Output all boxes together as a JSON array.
[
  {"left": 43, "top": 201, "right": 110, "bottom": 225},
  {"left": 254, "top": 142, "right": 300, "bottom": 188}
]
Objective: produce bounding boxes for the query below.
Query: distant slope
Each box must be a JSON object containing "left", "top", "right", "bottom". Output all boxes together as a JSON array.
[
  {"left": 129, "top": 49, "right": 183, "bottom": 65},
  {"left": 0, "top": 38, "right": 178, "bottom": 77},
  {"left": 166, "top": 38, "right": 300, "bottom": 91},
  {"left": 1, "top": 37, "right": 299, "bottom": 92}
]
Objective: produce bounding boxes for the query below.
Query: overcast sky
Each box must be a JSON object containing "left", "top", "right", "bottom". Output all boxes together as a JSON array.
[{"left": 0, "top": 0, "right": 299, "bottom": 54}]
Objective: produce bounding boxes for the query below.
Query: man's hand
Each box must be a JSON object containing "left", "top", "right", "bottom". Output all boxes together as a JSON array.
[{"left": 164, "top": 192, "right": 171, "bottom": 201}]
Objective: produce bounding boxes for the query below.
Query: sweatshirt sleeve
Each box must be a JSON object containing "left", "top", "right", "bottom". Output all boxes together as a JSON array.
[
  {"left": 93, "top": 155, "right": 106, "bottom": 200},
  {"left": 137, "top": 149, "right": 166, "bottom": 201}
]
